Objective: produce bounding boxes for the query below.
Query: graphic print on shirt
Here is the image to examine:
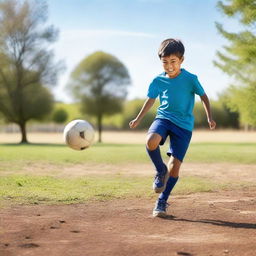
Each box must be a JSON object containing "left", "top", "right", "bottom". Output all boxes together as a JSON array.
[{"left": 161, "top": 89, "right": 169, "bottom": 109}]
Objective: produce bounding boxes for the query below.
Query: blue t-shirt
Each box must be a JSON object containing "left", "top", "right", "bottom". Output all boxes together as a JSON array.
[{"left": 147, "top": 68, "right": 205, "bottom": 131}]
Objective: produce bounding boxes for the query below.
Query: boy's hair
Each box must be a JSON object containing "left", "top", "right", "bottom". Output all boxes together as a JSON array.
[{"left": 158, "top": 38, "right": 185, "bottom": 59}]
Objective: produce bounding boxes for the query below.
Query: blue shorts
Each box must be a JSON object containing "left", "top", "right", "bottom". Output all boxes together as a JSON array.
[{"left": 148, "top": 118, "right": 192, "bottom": 162}]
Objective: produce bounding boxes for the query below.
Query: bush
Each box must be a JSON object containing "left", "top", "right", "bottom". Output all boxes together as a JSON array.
[
  {"left": 52, "top": 108, "right": 68, "bottom": 124},
  {"left": 121, "top": 99, "right": 158, "bottom": 130},
  {"left": 194, "top": 100, "right": 239, "bottom": 129}
]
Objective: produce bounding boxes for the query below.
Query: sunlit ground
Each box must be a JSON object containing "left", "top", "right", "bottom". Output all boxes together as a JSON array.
[{"left": 0, "top": 130, "right": 256, "bottom": 144}]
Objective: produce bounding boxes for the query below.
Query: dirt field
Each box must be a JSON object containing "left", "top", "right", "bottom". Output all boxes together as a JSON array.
[{"left": 1, "top": 189, "right": 256, "bottom": 256}]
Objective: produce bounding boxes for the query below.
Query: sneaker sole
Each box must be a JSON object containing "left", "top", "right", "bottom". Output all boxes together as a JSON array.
[
  {"left": 153, "top": 169, "right": 169, "bottom": 193},
  {"left": 152, "top": 210, "right": 167, "bottom": 218}
]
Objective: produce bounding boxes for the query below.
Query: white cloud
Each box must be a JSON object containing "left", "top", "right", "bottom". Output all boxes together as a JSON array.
[{"left": 61, "top": 29, "right": 156, "bottom": 39}]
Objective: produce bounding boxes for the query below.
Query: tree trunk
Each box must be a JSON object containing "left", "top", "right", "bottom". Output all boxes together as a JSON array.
[
  {"left": 19, "top": 122, "right": 28, "bottom": 144},
  {"left": 97, "top": 114, "right": 102, "bottom": 143}
]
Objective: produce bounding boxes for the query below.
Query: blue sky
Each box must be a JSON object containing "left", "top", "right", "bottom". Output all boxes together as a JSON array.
[{"left": 47, "top": 0, "right": 240, "bottom": 102}]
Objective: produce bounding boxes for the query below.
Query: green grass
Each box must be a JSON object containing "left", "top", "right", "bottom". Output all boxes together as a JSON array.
[
  {"left": 187, "top": 142, "right": 256, "bottom": 164},
  {"left": 0, "top": 143, "right": 146, "bottom": 164},
  {"left": 0, "top": 142, "right": 256, "bottom": 164},
  {"left": 0, "top": 175, "right": 150, "bottom": 205},
  {"left": 0, "top": 174, "right": 227, "bottom": 206},
  {"left": 0, "top": 142, "right": 255, "bottom": 206}
]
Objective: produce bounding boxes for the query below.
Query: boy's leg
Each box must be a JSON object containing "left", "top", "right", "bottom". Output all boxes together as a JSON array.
[
  {"left": 146, "top": 133, "right": 169, "bottom": 193},
  {"left": 160, "top": 122, "right": 191, "bottom": 201},
  {"left": 153, "top": 157, "right": 181, "bottom": 217},
  {"left": 168, "top": 156, "right": 182, "bottom": 178},
  {"left": 153, "top": 120, "right": 191, "bottom": 217},
  {"left": 146, "top": 133, "right": 164, "bottom": 173},
  {"left": 159, "top": 156, "right": 181, "bottom": 201}
]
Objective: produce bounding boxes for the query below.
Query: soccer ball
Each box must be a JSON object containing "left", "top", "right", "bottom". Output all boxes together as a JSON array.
[{"left": 63, "top": 119, "right": 95, "bottom": 150}]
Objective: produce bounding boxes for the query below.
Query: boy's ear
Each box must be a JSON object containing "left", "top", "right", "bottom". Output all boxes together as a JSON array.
[{"left": 180, "top": 56, "right": 184, "bottom": 63}]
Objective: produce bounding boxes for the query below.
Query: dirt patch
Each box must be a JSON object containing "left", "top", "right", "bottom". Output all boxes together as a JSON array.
[
  {"left": 3, "top": 162, "right": 256, "bottom": 186},
  {"left": 0, "top": 189, "right": 256, "bottom": 256}
]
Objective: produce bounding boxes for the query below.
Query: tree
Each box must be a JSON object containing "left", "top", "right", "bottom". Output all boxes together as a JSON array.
[
  {"left": 52, "top": 108, "right": 68, "bottom": 124},
  {"left": 0, "top": 0, "right": 61, "bottom": 143},
  {"left": 219, "top": 85, "right": 255, "bottom": 129},
  {"left": 193, "top": 99, "right": 239, "bottom": 129},
  {"left": 121, "top": 99, "right": 156, "bottom": 130},
  {"left": 68, "top": 51, "right": 131, "bottom": 142},
  {"left": 214, "top": 0, "right": 256, "bottom": 127}
]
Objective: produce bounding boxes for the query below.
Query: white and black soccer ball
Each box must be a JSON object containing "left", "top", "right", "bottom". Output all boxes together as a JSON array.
[{"left": 63, "top": 119, "right": 95, "bottom": 150}]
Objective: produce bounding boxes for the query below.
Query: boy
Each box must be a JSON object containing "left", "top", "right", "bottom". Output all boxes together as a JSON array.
[{"left": 129, "top": 38, "right": 216, "bottom": 218}]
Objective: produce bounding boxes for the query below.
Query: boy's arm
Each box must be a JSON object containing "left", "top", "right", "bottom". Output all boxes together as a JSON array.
[
  {"left": 129, "top": 97, "right": 156, "bottom": 129},
  {"left": 200, "top": 94, "right": 216, "bottom": 130}
]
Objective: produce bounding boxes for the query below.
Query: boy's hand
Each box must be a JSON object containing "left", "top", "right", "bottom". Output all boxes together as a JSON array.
[
  {"left": 129, "top": 118, "right": 140, "bottom": 129},
  {"left": 208, "top": 119, "right": 216, "bottom": 130}
]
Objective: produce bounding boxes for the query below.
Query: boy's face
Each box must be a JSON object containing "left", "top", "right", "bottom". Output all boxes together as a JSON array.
[{"left": 161, "top": 54, "right": 184, "bottom": 78}]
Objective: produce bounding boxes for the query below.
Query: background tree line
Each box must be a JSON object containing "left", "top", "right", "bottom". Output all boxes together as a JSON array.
[
  {"left": 0, "top": 0, "right": 255, "bottom": 144},
  {"left": 16, "top": 97, "right": 238, "bottom": 130}
]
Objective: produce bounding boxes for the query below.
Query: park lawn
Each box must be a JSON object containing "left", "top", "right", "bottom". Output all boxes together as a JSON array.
[
  {"left": 0, "top": 142, "right": 255, "bottom": 206},
  {"left": 0, "top": 174, "right": 224, "bottom": 206},
  {"left": 0, "top": 142, "right": 256, "bottom": 164},
  {"left": 187, "top": 142, "right": 256, "bottom": 164}
]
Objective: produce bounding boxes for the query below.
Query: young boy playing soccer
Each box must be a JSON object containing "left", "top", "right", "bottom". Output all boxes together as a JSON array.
[{"left": 129, "top": 38, "right": 216, "bottom": 218}]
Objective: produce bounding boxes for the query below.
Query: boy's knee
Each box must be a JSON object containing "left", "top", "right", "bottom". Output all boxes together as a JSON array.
[
  {"left": 168, "top": 157, "right": 182, "bottom": 176},
  {"left": 146, "top": 139, "right": 158, "bottom": 151},
  {"left": 168, "top": 156, "right": 181, "bottom": 165},
  {"left": 146, "top": 134, "right": 161, "bottom": 151}
]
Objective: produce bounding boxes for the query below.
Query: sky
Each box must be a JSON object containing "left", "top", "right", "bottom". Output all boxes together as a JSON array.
[{"left": 46, "top": 0, "right": 241, "bottom": 102}]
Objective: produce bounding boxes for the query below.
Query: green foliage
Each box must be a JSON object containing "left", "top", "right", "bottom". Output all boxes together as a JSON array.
[
  {"left": 54, "top": 102, "right": 82, "bottom": 122},
  {"left": 121, "top": 99, "right": 158, "bottom": 130},
  {"left": 97, "top": 98, "right": 159, "bottom": 130},
  {"left": 56, "top": 98, "right": 240, "bottom": 130},
  {"left": 51, "top": 102, "right": 96, "bottom": 127},
  {"left": 220, "top": 85, "right": 256, "bottom": 127},
  {"left": 193, "top": 102, "right": 206, "bottom": 128},
  {"left": 68, "top": 51, "right": 131, "bottom": 141},
  {"left": 0, "top": 0, "right": 61, "bottom": 142},
  {"left": 23, "top": 85, "right": 54, "bottom": 121},
  {"left": 217, "top": 0, "right": 256, "bottom": 24},
  {"left": 87, "top": 98, "right": 158, "bottom": 130},
  {"left": 214, "top": 0, "right": 256, "bottom": 127},
  {"left": 52, "top": 108, "right": 68, "bottom": 124},
  {"left": 194, "top": 99, "right": 239, "bottom": 129}
]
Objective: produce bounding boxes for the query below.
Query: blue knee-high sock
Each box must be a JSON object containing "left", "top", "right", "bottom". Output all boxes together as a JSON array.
[
  {"left": 146, "top": 146, "right": 165, "bottom": 174},
  {"left": 159, "top": 176, "right": 179, "bottom": 201}
]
